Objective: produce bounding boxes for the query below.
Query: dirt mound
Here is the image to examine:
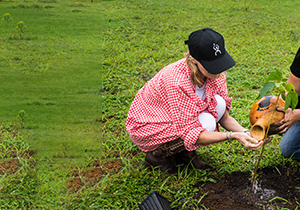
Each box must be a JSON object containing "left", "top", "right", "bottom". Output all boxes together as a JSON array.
[{"left": 194, "top": 165, "right": 300, "bottom": 209}]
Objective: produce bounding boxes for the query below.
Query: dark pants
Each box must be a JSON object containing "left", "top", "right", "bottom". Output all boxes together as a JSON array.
[{"left": 279, "top": 121, "right": 300, "bottom": 161}]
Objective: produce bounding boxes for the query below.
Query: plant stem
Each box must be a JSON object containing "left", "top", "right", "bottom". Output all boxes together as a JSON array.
[{"left": 248, "top": 94, "right": 280, "bottom": 194}]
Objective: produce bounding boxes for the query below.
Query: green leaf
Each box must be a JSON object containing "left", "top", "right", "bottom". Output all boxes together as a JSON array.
[
  {"left": 283, "top": 83, "right": 298, "bottom": 110},
  {"left": 290, "top": 91, "right": 298, "bottom": 110},
  {"left": 258, "top": 81, "right": 275, "bottom": 99},
  {"left": 282, "top": 78, "right": 288, "bottom": 84},
  {"left": 284, "top": 94, "right": 292, "bottom": 111},
  {"left": 278, "top": 85, "right": 286, "bottom": 101},
  {"left": 285, "top": 83, "right": 295, "bottom": 93},
  {"left": 280, "top": 90, "right": 286, "bottom": 101},
  {"left": 266, "top": 71, "right": 282, "bottom": 82}
]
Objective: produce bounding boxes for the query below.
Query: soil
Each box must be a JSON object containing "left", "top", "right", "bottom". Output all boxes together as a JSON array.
[
  {"left": 0, "top": 127, "right": 35, "bottom": 175},
  {"left": 192, "top": 164, "right": 300, "bottom": 210},
  {"left": 67, "top": 156, "right": 124, "bottom": 192},
  {"left": 65, "top": 149, "right": 299, "bottom": 209}
]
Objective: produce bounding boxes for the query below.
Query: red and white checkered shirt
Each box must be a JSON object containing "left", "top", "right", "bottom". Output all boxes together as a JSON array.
[{"left": 126, "top": 58, "right": 232, "bottom": 152}]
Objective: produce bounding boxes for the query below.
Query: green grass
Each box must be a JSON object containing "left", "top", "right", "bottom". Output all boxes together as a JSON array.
[
  {"left": 102, "top": 0, "right": 300, "bottom": 208},
  {"left": 0, "top": 0, "right": 101, "bottom": 207},
  {"left": 0, "top": 124, "right": 36, "bottom": 208},
  {"left": 0, "top": 0, "right": 300, "bottom": 208}
]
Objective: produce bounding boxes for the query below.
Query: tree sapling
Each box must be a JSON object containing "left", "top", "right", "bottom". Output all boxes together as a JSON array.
[
  {"left": 248, "top": 70, "right": 298, "bottom": 193},
  {"left": 16, "top": 21, "right": 27, "bottom": 39}
]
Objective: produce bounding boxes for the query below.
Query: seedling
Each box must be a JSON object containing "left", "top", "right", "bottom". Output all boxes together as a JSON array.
[
  {"left": 17, "top": 110, "right": 28, "bottom": 128},
  {"left": 2, "top": 13, "right": 12, "bottom": 22},
  {"left": 16, "top": 21, "right": 27, "bottom": 39},
  {"left": 248, "top": 70, "right": 298, "bottom": 193}
]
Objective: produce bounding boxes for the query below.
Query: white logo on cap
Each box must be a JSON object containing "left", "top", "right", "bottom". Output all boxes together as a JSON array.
[{"left": 213, "top": 43, "right": 222, "bottom": 56}]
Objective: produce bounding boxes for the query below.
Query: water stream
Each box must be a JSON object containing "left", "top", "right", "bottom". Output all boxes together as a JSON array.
[{"left": 252, "top": 178, "right": 276, "bottom": 200}]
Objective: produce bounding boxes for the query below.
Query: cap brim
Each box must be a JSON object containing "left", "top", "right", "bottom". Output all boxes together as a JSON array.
[{"left": 199, "top": 51, "right": 235, "bottom": 74}]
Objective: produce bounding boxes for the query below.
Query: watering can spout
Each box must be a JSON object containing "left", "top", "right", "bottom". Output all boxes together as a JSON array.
[
  {"left": 249, "top": 95, "right": 285, "bottom": 141},
  {"left": 250, "top": 119, "right": 266, "bottom": 141}
]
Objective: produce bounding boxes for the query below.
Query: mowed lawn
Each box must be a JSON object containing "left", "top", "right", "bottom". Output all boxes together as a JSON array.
[
  {"left": 0, "top": 0, "right": 102, "bottom": 206},
  {"left": 1, "top": 0, "right": 300, "bottom": 208}
]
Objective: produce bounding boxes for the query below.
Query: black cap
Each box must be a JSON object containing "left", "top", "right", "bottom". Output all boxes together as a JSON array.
[
  {"left": 185, "top": 28, "right": 235, "bottom": 74},
  {"left": 290, "top": 47, "right": 300, "bottom": 78}
]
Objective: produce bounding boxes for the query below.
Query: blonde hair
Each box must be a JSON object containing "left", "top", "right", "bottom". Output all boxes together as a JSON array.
[
  {"left": 184, "top": 51, "right": 222, "bottom": 87},
  {"left": 184, "top": 51, "right": 205, "bottom": 87}
]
